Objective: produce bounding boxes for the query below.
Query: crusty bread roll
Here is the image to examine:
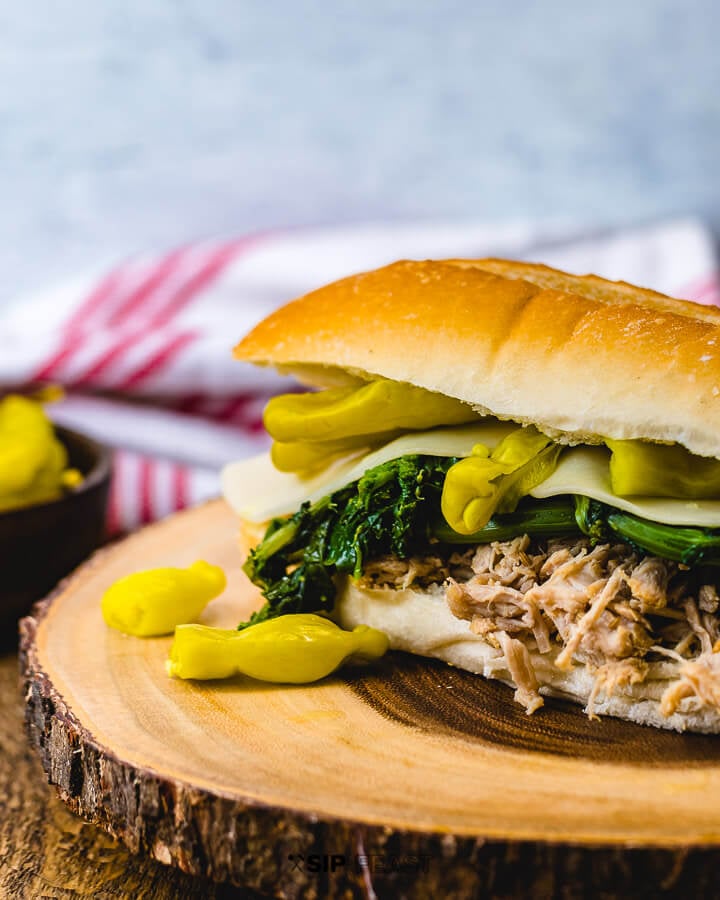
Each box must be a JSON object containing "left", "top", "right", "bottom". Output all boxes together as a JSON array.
[
  {"left": 235, "top": 259, "right": 720, "bottom": 458},
  {"left": 232, "top": 259, "right": 720, "bottom": 733}
]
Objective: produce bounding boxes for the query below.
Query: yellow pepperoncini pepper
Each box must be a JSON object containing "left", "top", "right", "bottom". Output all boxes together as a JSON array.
[
  {"left": 263, "top": 380, "right": 479, "bottom": 474},
  {"left": 101, "top": 561, "right": 227, "bottom": 637},
  {"left": 441, "top": 426, "right": 562, "bottom": 535},
  {"left": 0, "top": 393, "right": 83, "bottom": 512},
  {"left": 608, "top": 439, "right": 720, "bottom": 498},
  {"left": 0, "top": 395, "right": 56, "bottom": 495},
  {"left": 166, "top": 613, "right": 389, "bottom": 682},
  {"left": 270, "top": 431, "right": 403, "bottom": 473}
]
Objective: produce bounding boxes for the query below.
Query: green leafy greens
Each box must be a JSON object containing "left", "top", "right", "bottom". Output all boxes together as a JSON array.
[
  {"left": 242, "top": 455, "right": 456, "bottom": 627},
  {"left": 242, "top": 455, "right": 720, "bottom": 628},
  {"left": 574, "top": 496, "right": 720, "bottom": 567}
]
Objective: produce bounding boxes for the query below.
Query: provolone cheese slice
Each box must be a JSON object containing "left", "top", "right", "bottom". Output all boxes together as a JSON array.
[
  {"left": 221, "top": 422, "right": 514, "bottom": 522},
  {"left": 221, "top": 425, "right": 720, "bottom": 528},
  {"left": 530, "top": 446, "right": 720, "bottom": 527}
]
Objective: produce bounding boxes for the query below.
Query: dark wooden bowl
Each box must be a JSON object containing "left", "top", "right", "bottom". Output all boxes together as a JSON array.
[{"left": 0, "top": 426, "right": 111, "bottom": 641}]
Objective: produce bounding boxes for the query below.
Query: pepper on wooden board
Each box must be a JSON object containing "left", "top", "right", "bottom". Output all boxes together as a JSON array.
[
  {"left": 101, "top": 561, "right": 226, "bottom": 637},
  {"left": 166, "top": 613, "right": 388, "bottom": 682}
]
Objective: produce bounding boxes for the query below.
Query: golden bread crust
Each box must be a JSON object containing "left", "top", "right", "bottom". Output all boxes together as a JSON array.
[{"left": 234, "top": 259, "right": 720, "bottom": 457}]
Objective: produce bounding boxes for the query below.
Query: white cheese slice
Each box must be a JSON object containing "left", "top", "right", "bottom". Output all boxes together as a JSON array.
[
  {"left": 221, "top": 425, "right": 720, "bottom": 528},
  {"left": 221, "top": 422, "right": 515, "bottom": 522},
  {"left": 530, "top": 446, "right": 720, "bottom": 527}
]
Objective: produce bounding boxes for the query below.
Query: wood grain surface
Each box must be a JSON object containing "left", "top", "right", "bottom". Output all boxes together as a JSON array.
[
  {"left": 16, "top": 499, "right": 720, "bottom": 898},
  {"left": 0, "top": 651, "right": 254, "bottom": 899}
]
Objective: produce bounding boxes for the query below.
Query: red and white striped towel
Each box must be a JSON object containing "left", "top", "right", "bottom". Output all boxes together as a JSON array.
[{"left": 4, "top": 218, "right": 718, "bottom": 535}]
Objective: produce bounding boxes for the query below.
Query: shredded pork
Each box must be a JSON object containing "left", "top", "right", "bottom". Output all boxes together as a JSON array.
[{"left": 357, "top": 536, "right": 720, "bottom": 720}]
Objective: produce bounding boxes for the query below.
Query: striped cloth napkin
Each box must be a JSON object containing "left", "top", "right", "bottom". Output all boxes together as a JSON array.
[{"left": 3, "top": 218, "right": 718, "bottom": 535}]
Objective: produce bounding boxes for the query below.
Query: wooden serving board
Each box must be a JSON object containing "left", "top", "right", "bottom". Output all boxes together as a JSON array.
[{"left": 19, "top": 500, "right": 720, "bottom": 898}]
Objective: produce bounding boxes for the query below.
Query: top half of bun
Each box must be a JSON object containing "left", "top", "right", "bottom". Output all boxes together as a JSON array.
[{"left": 234, "top": 259, "right": 720, "bottom": 458}]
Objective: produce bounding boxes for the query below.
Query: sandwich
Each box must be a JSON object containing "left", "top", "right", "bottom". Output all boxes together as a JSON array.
[{"left": 222, "top": 258, "right": 720, "bottom": 733}]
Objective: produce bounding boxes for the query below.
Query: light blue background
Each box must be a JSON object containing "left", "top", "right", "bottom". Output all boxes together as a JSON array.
[{"left": 2, "top": 1, "right": 718, "bottom": 298}]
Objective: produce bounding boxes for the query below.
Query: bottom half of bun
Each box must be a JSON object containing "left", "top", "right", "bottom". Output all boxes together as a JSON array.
[
  {"left": 335, "top": 579, "right": 720, "bottom": 734},
  {"left": 238, "top": 518, "right": 720, "bottom": 734}
]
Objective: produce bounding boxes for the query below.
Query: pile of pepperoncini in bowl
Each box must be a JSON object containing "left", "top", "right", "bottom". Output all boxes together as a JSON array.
[{"left": 0, "top": 390, "right": 111, "bottom": 640}]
